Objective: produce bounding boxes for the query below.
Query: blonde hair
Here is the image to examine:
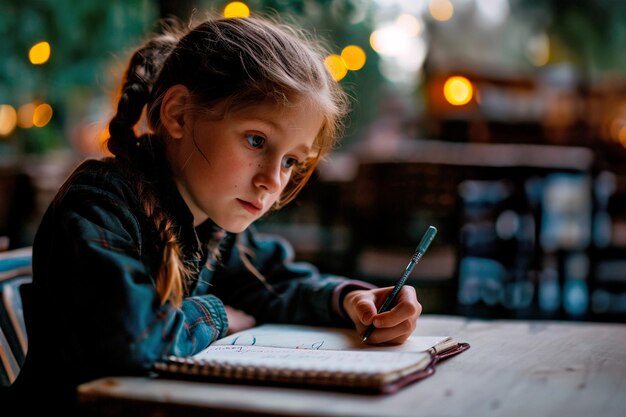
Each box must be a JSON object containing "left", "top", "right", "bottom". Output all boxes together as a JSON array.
[{"left": 106, "top": 15, "right": 349, "bottom": 307}]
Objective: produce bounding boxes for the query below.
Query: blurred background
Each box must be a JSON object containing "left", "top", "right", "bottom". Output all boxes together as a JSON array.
[{"left": 2, "top": 0, "right": 626, "bottom": 322}]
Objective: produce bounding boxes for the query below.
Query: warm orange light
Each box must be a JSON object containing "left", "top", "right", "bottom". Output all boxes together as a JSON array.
[
  {"left": 17, "top": 103, "right": 36, "bottom": 128},
  {"left": 29, "top": 41, "right": 51, "bottom": 65},
  {"left": 341, "top": 45, "right": 366, "bottom": 71},
  {"left": 443, "top": 76, "right": 473, "bottom": 106},
  {"left": 429, "top": 0, "right": 454, "bottom": 22},
  {"left": 0, "top": 105, "right": 18, "bottom": 136},
  {"left": 324, "top": 54, "right": 348, "bottom": 81},
  {"left": 33, "top": 103, "right": 53, "bottom": 127},
  {"left": 224, "top": 2, "right": 250, "bottom": 18}
]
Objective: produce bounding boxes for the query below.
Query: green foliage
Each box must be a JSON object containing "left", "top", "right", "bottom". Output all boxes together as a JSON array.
[
  {"left": 6, "top": 1, "right": 623, "bottom": 154},
  {"left": 0, "top": 0, "right": 157, "bottom": 152},
  {"left": 513, "top": 0, "right": 626, "bottom": 79}
]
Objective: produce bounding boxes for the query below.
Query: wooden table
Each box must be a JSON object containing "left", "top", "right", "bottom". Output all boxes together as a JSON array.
[{"left": 77, "top": 315, "right": 626, "bottom": 417}]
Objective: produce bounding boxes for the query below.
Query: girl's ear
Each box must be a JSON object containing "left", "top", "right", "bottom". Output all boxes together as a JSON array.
[{"left": 160, "top": 85, "right": 190, "bottom": 139}]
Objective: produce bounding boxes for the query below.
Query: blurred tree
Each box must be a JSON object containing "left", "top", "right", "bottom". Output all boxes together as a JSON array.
[
  {"left": 514, "top": 0, "right": 626, "bottom": 81},
  {"left": 3, "top": 1, "right": 626, "bottom": 154},
  {"left": 0, "top": 0, "right": 383, "bottom": 151},
  {"left": 0, "top": 0, "right": 157, "bottom": 153}
]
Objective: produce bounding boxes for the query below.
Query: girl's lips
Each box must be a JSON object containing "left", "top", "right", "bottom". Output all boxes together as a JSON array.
[{"left": 237, "top": 199, "right": 262, "bottom": 215}]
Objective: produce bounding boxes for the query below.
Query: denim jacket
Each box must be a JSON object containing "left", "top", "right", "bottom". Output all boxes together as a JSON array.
[{"left": 11, "top": 157, "right": 372, "bottom": 409}]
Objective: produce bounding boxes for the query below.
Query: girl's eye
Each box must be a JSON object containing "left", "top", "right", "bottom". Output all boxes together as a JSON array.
[
  {"left": 246, "top": 134, "right": 265, "bottom": 148},
  {"left": 281, "top": 157, "right": 298, "bottom": 169}
]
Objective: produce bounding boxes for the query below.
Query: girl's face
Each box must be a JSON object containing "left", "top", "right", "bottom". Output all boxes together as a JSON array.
[{"left": 170, "top": 98, "right": 323, "bottom": 233}]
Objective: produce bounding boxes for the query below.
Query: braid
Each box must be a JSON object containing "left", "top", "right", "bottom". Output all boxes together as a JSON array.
[
  {"left": 107, "top": 34, "right": 179, "bottom": 160},
  {"left": 108, "top": 28, "right": 190, "bottom": 307},
  {"left": 137, "top": 179, "right": 191, "bottom": 307}
]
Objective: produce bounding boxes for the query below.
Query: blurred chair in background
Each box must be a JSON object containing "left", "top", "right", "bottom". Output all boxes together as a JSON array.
[{"left": 0, "top": 247, "right": 32, "bottom": 387}]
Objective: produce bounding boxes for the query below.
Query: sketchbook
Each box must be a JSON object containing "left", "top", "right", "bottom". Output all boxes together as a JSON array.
[{"left": 154, "top": 324, "right": 469, "bottom": 394}]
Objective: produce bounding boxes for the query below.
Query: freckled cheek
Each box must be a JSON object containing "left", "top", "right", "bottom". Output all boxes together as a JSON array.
[
  {"left": 226, "top": 160, "right": 254, "bottom": 186},
  {"left": 223, "top": 156, "right": 248, "bottom": 172}
]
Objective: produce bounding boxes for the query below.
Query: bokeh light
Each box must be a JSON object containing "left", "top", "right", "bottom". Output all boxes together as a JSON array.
[
  {"left": 370, "top": 26, "right": 411, "bottom": 57},
  {"left": 443, "top": 76, "right": 473, "bottom": 106},
  {"left": 224, "top": 2, "right": 250, "bottom": 18},
  {"left": 341, "top": 45, "right": 366, "bottom": 71},
  {"left": 429, "top": 0, "right": 454, "bottom": 22},
  {"left": 29, "top": 41, "right": 51, "bottom": 65},
  {"left": 396, "top": 14, "right": 422, "bottom": 37},
  {"left": 0, "top": 105, "right": 18, "bottom": 136},
  {"left": 33, "top": 103, "right": 53, "bottom": 127},
  {"left": 17, "top": 103, "right": 36, "bottom": 128},
  {"left": 324, "top": 54, "right": 348, "bottom": 81},
  {"left": 370, "top": 13, "right": 427, "bottom": 87}
]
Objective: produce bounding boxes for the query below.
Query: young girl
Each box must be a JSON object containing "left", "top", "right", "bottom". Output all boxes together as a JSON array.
[{"left": 9, "top": 15, "right": 421, "bottom": 411}]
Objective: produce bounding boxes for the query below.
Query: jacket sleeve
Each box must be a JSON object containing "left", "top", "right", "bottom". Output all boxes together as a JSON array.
[
  {"left": 209, "top": 226, "right": 374, "bottom": 326},
  {"left": 34, "top": 180, "right": 228, "bottom": 378}
]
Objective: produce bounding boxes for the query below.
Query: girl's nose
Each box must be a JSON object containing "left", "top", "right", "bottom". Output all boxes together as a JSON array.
[{"left": 253, "top": 161, "right": 282, "bottom": 193}]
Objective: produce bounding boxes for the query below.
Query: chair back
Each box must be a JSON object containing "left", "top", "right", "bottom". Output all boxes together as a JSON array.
[{"left": 0, "top": 248, "right": 32, "bottom": 386}]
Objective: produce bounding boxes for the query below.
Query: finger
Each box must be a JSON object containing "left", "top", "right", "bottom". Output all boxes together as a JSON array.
[
  {"left": 362, "top": 320, "right": 414, "bottom": 345},
  {"left": 355, "top": 297, "right": 378, "bottom": 325},
  {"left": 373, "top": 314, "right": 417, "bottom": 342},
  {"left": 373, "top": 289, "right": 421, "bottom": 328},
  {"left": 394, "top": 285, "right": 418, "bottom": 307}
]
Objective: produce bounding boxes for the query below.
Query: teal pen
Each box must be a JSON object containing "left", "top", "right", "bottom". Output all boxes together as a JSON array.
[{"left": 361, "top": 225, "right": 438, "bottom": 343}]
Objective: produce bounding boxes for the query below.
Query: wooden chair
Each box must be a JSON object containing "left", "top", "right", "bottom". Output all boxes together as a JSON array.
[{"left": 0, "top": 248, "right": 32, "bottom": 386}]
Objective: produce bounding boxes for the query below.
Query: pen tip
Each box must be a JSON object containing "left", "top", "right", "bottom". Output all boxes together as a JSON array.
[{"left": 361, "top": 336, "right": 368, "bottom": 343}]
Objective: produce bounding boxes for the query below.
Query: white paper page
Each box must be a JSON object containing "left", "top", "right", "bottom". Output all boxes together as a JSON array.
[
  {"left": 212, "top": 324, "right": 450, "bottom": 353},
  {"left": 194, "top": 344, "right": 430, "bottom": 374}
]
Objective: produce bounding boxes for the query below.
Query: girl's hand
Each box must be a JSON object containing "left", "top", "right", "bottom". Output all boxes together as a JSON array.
[
  {"left": 224, "top": 305, "right": 257, "bottom": 335},
  {"left": 342, "top": 286, "right": 422, "bottom": 344}
]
